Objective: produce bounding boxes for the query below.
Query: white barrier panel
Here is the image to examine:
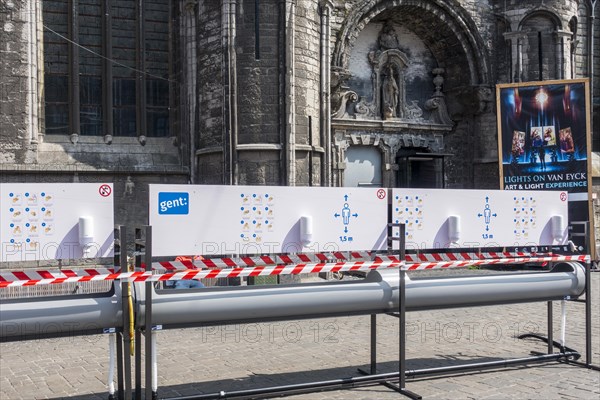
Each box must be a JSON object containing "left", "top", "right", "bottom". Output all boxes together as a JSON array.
[
  {"left": 0, "top": 183, "right": 115, "bottom": 262},
  {"left": 391, "top": 188, "right": 569, "bottom": 249},
  {"left": 149, "top": 185, "right": 388, "bottom": 256}
]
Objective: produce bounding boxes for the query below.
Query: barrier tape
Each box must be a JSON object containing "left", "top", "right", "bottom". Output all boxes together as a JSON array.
[
  {"left": 154, "top": 251, "right": 376, "bottom": 271},
  {"left": 0, "top": 251, "right": 556, "bottom": 282},
  {"left": 0, "top": 260, "right": 403, "bottom": 288},
  {"left": 403, "top": 255, "right": 591, "bottom": 270},
  {"left": 0, "top": 267, "right": 118, "bottom": 283},
  {"left": 153, "top": 254, "right": 401, "bottom": 272},
  {"left": 0, "top": 255, "right": 591, "bottom": 288},
  {"left": 404, "top": 251, "right": 555, "bottom": 263}
]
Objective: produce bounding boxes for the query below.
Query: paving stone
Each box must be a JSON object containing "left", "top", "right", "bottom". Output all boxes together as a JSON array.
[{"left": 0, "top": 272, "right": 598, "bottom": 399}]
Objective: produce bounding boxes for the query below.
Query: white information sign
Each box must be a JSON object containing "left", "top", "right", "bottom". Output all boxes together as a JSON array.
[
  {"left": 1, "top": 183, "right": 115, "bottom": 262},
  {"left": 391, "top": 188, "right": 569, "bottom": 250},
  {"left": 149, "top": 185, "right": 389, "bottom": 256}
]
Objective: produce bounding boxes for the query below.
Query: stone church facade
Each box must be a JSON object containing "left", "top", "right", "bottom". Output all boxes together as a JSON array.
[{"left": 1, "top": 0, "right": 599, "bottom": 244}]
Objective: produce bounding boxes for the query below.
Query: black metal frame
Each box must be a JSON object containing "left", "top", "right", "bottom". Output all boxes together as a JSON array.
[{"left": 126, "top": 218, "right": 596, "bottom": 400}]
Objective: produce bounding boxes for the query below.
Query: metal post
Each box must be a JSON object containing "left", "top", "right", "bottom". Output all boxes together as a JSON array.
[
  {"left": 585, "top": 260, "right": 592, "bottom": 366},
  {"left": 547, "top": 301, "right": 553, "bottom": 354},
  {"left": 114, "top": 225, "right": 125, "bottom": 400},
  {"left": 135, "top": 329, "right": 142, "bottom": 400},
  {"left": 400, "top": 268, "right": 406, "bottom": 389},
  {"left": 370, "top": 314, "right": 377, "bottom": 374},
  {"left": 134, "top": 227, "right": 142, "bottom": 400},
  {"left": 398, "top": 223, "right": 417, "bottom": 399},
  {"left": 144, "top": 226, "right": 154, "bottom": 400},
  {"left": 121, "top": 287, "right": 132, "bottom": 400},
  {"left": 120, "top": 227, "right": 132, "bottom": 399},
  {"left": 116, "top": 332, "right": 124, "bottom": 400}
]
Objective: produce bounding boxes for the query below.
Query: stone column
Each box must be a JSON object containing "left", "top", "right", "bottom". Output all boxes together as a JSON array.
[
  {"left": 556, "top": 30, "right": 574, "bottom": 79},
  {"left": 504, "top": 31, "right": 526, "bottom": 83}
]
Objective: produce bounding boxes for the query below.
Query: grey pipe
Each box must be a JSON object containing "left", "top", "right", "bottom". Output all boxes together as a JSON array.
[
  {"left": 0, "top": 262, "right": 585, "bottom": 341},
  {"left": 137, "top": 262, "right": 585, "bottom": 327},
  {"left": 0, "top": 285, "right": 123, "bottom": 341},
  {"left": 402, "top": 261, "right": 585, "bottom": 311}
]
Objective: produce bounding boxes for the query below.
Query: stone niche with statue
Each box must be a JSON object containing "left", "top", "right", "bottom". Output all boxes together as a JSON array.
[{"left": 331, "top": 21, "right": 454, "bottom": 154}]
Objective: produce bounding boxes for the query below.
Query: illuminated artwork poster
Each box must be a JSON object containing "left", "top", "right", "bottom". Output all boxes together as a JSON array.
[{"left": 496, "top": 79, "right": 593, "bottom": 253}]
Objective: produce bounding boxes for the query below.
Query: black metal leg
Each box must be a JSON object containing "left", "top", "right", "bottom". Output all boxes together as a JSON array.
[
  {"left": 547, "top": 301, "right": 553, "bottom": 354},
  {"left": 135, "top": 329, "right": 141, "bottom": 400},
  {"left": 370, "top": 314, "right": 377, "bottom": 374},
  {"left": 585, "top": 261, "right": 592, "bottom": 366},
  {"left": 357, "top": 314, "right": 377, "bottom": 376},
  {"left": 116, "top": 331, "right": 124, "bottom": 400}
]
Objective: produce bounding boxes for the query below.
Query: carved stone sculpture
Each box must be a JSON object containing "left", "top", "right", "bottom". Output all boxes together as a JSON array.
[
  {"left": 475, "top": 86, "right": 494, "bottom": 114},
  {"left": 378, "top": 21, "right": 400, "bottom": 50},
  {"left": 382, "top": 65, "right": 399, "bottom": 119},
  {"left": 331, "top": 67, "right": 358, "bottom": 118},
  {"left": 404, "top": 100, "right": 423, "bottom": 121},
  {"left": 424, "top": 68, "right": 453, "bottom": 126}
]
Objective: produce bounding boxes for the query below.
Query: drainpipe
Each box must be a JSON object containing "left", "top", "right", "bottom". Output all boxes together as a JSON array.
[
  {"left": 588, "top": 1, "right": 595, "bottom": 137},
  {"left": 27, "top": 0, "right": 38, "bottom": 145},
  {"left": 184, "top": 2, "right": 197, "bottom": 183},
  {"left": 320, "top": 2, "right": 332, "bottom": 187},
  {"left": 285, "top": 1, "right": 296, "bottom": 186},
  {"left": 223, "top": 0, "right": 238, "bottom": 185},
  {"left": 230, "top": 0, "right": 238, "bottom": 185}
]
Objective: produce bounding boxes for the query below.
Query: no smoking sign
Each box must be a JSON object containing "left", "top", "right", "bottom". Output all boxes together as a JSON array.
[{"left": 99, "top": 184, "right": 112, "bottom": 197}]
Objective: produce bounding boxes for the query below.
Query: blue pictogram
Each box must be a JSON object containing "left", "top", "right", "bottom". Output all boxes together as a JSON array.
[
  {"left": 477, "top": 196, "right": 497, "bottom": 235},
  {"left": 334, "top": 194, "right": 359, "bottom": 237}
]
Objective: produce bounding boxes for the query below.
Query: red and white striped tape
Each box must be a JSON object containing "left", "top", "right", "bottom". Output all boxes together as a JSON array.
[
  {"left": 404, "top": 255, "right": 590, "bottom": 270},
  {"left": 153, "top": 254, "right": 401, "bottom": 272},
  {"left": 0, "top": 251, "right": 555, "bottom": 283},
  {"left": 0, "top": 259, "right": 403, "bottom": 288},
  {"left": 404, "top": 251, "right": 554, "bottom": 263},
  {"left": 0, "top": 255, "right": 590, "bottom": 288},
  {"left": 0, "top": 267, "right": 118, "bottom": 283},
  {"left": 154, "top": 251, "right": 375, "bottom": 271},
  {"left": 155, "top": 251, "right": 554, "bottom": 270}
]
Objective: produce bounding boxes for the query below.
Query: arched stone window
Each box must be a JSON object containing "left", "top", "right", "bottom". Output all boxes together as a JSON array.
[{"left": 519, "top": 12, "right": 561, "bottom": 81}]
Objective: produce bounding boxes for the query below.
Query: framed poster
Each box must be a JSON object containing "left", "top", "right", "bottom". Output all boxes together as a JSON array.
[{"left": 496, "top": 79, "right": 593, "bottom": 255}]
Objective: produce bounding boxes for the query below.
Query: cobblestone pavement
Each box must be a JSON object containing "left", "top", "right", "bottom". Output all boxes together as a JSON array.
[{"left": 0, "top": 271, "right": 599, "bottom": 400}]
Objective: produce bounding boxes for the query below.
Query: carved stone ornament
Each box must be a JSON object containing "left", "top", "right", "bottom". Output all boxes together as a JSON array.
[
  {"left": 404, "top": 100, "right": 424, "bottom": 121},
  {"left": 475, "top": 85, "right": 494, "bottom": 114},
  {"left": 123, "top": 176, "right": 135, "bottom": 197},
  {"left": 332, "top": 90, "right": 358, "bottom": 119},
  {"left": 424, "top": 68, "right": 453, "bottom": 126},
  {"left": 331, "top": 22, "right": 453, "bottom": 129},
  {"left": 331, "top": 67, "right": 358, "bottom": 118}
]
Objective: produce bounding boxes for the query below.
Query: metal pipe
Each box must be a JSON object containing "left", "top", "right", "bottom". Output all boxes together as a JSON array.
[
  {"left": 230, "top": 0, "right": 238, "bottom": 185},
  {"left": 585, "top": 260, "right": 592, "bottom": 365},
  {"left": 136, "top": 263, "right": 585, "bottom": 327},
  {"left": 163, "top": 352, "right": 579, "bottom": 400},
  {"left": 285, "top": 0, "right": 296, "bottom": 186},
  {"left": 152, "top": 330, "right": 158, "bottom": 395},
  {"left": 145, "top": 226, "right": 154, "bottom": 400},
  {"left": 561, "top": 298, "right": 567, "bottom": 348},
  {"left": 405, "top": 352, "right": 580, "bottom": 378},
  {"left": 69, "top": 0, "right": 80, "bottom": 140},
  {"left": 0, "top": 263, "right": 586, "bottom": 340},
  {"left": 108, "top": 332, "right": 116, "bottom": 397},
  {"left": 0, "top": 287, "right": 122, "bottom": 341}
]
